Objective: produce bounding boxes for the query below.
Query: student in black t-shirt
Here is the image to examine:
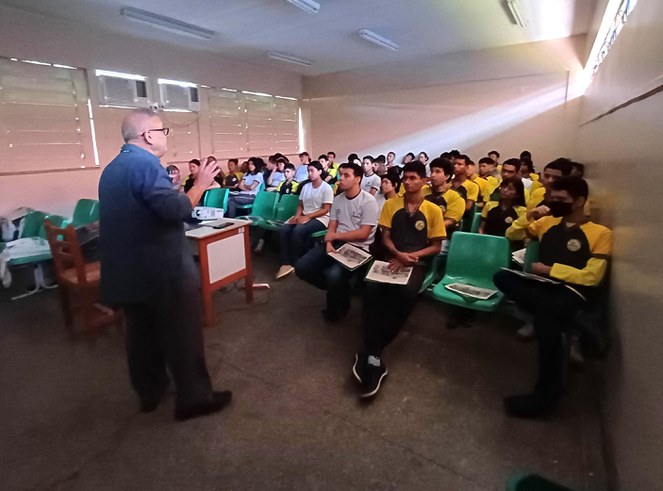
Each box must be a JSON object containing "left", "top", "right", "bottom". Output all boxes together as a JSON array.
[{"left": 479, "top": 177, "right": 527, "bottom": 237}]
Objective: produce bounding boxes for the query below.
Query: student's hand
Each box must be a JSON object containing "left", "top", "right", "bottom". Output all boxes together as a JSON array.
[
  {"left": 324, "top": 231, "right": 337, "bottom": 242},
  {"left": 326, "top": 241, "right": 336, "bottom": 254},
  {"left": 195, "top": 159, "right": 221, "bottom": 188},
  {"left": 527, "top": 205, "right": 550, "bottom": 221},
  {"left": 388, "top": 257, "right": 405, "bottom": 272},
  {"left": 396, "top": 252, "right": 418, "bottom": 266},
  {"left": 296, "top": 216, "right": 311, "bottom": 224},
  {"left": 531, "top": 262, "right": 552, "bottom": 277}
]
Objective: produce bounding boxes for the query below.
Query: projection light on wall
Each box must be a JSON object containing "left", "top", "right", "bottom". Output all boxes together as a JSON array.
[
  {"left": 285, "top": 0, "right": 320, "bottom": 14},
  {"left": 121, "top": 7, "right": 215, "bottom": 40},
  {"left": 357, "top": 29, "right": 399, "bottom": 51},
  {"left": 267, "top": 51, "right": 313, "bottom": 67},
  {"left": 506, "top": 0, "right": 527, "bottom": 28}
]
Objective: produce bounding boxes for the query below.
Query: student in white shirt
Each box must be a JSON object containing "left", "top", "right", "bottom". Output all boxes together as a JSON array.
[
  {"left": 276, "top": 161, "right": 334, "bottom": 279},
  {"left": 295, "top": 162, "right": 378, "bottom": 322},
  {"left": 360, "top": 156, "right": 380, "bottom": 196},
  {"left": 226, "top": 158, "right": 264, "bottom": 217}
]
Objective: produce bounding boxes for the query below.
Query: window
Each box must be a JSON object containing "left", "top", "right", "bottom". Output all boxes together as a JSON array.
[{"left": 592, "top": 0, "right": 638, "bottom": 73}]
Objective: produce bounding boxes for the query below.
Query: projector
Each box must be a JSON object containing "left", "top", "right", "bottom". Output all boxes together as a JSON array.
[{"left": 192, "top": 206, "right": 225, "bottom": 220}]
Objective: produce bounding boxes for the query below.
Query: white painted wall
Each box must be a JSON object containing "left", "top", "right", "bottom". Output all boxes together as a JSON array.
[
  {"left": 0, "top": 5, "right": 302, "bottom": 218},
  {"left": 576, "top": 0, "right": 663, "bottom": 489}
]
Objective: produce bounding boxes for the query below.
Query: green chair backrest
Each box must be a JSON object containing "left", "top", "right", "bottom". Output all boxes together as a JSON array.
[
  {"left": 71, "top": 199, "right": 98, "bottom": 226},
  {"left": 523, "top": 241, "right": 540, "bottom": 273},
  {"left": 250, "top": 191, "right": 278, "bottom": 220},
  {"left": 443, "top": 232, "right": 510, "bottom": 289},
  {"left": 273, "top": 194, "right": 299, "bottom": 222},
  {"left": 89, "top": 201, "right": 99, "bottom": 222},
  {"left": 38, "top": 215, "right": 68, "bottom": 239},
  {"left": 203, "top": 188, "right": 229, "bottom": 209},
  {"left": 21, "top": 211, "right": 47, "bottom": 238},
  {"left": 470, "top": 212, "right": 482, "bottom": 233},
  {"left": 461, "top": 203, "right": 477, "bottom": 232}
]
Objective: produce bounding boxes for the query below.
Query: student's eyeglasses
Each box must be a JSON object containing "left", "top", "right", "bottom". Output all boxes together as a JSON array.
[{"left": 146, "top": 128, "right": 170, "bottom": 136}]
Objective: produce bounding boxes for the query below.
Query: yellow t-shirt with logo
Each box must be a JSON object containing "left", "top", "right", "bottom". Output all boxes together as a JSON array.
[{"left": 379, "top": 196, "right": 446, "bottom": 253}]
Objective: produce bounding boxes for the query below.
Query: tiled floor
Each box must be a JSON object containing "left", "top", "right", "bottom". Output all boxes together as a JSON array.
[{"left": 0, "top": 253, "right": 609, "bottom": 490}]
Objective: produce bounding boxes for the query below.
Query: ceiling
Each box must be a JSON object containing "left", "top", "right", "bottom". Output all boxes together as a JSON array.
[{"left": 0, "top": 0, "right": 598, "bottom": 76}]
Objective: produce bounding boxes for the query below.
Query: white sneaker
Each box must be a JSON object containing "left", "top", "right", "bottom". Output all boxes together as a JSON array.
[
  {"left": 254, "top": 238, "right": 265, "bottom": 254},
  {"left": 517, "top": 323, "right": 535, "bottom": 340},
  {"left": 276, "top": 265, "right": 294, "bottom": 279}
]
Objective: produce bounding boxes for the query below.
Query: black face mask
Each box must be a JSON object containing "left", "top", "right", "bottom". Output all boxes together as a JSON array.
[{"left": 547, "top": 200, "right": 573, "bottom": 217}]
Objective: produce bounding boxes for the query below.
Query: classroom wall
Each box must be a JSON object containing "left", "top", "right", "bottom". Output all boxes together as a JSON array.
[
  {"left": 0, "top": 5, "right": 302, "bottom": 218},
  {"left": 576, "top": 1, "right": 663, "bottom": 489}
]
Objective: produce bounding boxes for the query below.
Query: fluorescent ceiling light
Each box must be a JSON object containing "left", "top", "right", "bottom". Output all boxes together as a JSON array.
[
  {"left": 285, "top": 0, "right": 320, "bottom": 14},
  {"left": 158, "top": 78, "right": 197, "bottom": 88},
  {"left": 121, "top": 7, "right": 215, "bottom": 40},
  {"left": 22, "top": 60, "right": 51, "bottom": 66},
  {"left": 267, "top": 51, "right": 313, "bottom": 67},
  {"left": 506, "top": 0, "right": 527, "bottom": 28},
  {"left": 357, "top": 29, "right": 399, "bottom": 51},
  {"left": 242, "top": 90, "right": 274, "bottom": 97},
  {"left": 95, "top": 69, "right": 146, "bottom": 81}
]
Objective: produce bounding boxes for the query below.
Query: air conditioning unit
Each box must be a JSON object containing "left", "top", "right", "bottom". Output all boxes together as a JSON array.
[
  {"left": 159, "top": 83, "right": 200, "bottom": 112},
  {"left": 97, "top": 75, "right": 150, "bottom": 108}
]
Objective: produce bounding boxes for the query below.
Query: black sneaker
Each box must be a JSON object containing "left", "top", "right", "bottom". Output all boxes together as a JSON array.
[
  {"left": 175, "top": 390, "right": 233, "bottom": 421},
  {"left": 503, "top": 392, "right": 558, "bottom": 418},
  {"left": 352, "top": 352, "right": 368, "bottom": 384},
  {"left": 360, "top": 356, "right": 388, "bottom": 398}
]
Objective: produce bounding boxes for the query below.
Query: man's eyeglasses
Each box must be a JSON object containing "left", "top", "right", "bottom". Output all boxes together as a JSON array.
[{"left": 146, "top": 128, "right": 170, "bottom": 136}]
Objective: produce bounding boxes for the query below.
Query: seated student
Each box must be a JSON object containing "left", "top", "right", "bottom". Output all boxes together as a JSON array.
[
  {"left": 488, "top": 150, "right": 500, "bottom": 166},
  {"left": 375, "top": 172, "right": 400, "bottom": 213},
  {"left": 276, "top": 161, "right": 334, "bottom": 279},
  {"left": 224, "top": 158, "right": 244, "bottom": 188},
  {"left": 479, "top": 177, "right": 527, "bottom": 237},
  {"left": 355, "top": 161, "right": 445, "bottom": 398},
  {"left": 466, "top": 158, "right": 489, "bottom": 209},
  {"left": 205, "top": 155, "right": 225, "bottom": 187},
  {"left": 294, "top": 151, "right": 312, "bottom": 182},
  {"left": 452, "top": 154, "right": 480, "bottom": 215},
  {"left": 360, "top": 156, "right": 380, "bottom": 196},
  {"left": 266, "top": 157, "right": 287, "bottom": 191},
  {"left": 166, "top": 164, "right": 182, "bottom": 192},
  {"left": 327, "top": 151, "right": 339, "bottom": 171},
  {"left": 386, "top": 151, "right": 397, "bottom": 170},
  {"left": 295, "top": 162, "right": 378, "bottom": 321},
  {"left": 375, "top": 154, "right": 388, "bottom": 175},
  {"left": 479, "top": 156, "right": 501, "bottom": 190},
  {"left": 425, "top": 157, "right": 465, "bottom": 233},
  {"left": 183, "top": 159, "right": 201, "bottom": 193},
  {"left": 319, "top": 154, "right": 338, "bottom": 185},
  {"left": 484, "top": 158, "right": 524, "bottom": 202},
  {"left": 401, "top": 152, "right": 415, "bottom": 166},
  {"left": 417, "top": 151, "right": 429, "bottom": 175},
  {"left": 225, "top": 158, "right": 264, "bottom": 218},
  {"left": 276, "top": 163, "right": 300, "bottom": 196},
  {"left": 527, "top": 158, "right": 573, "bottom": 211},
  {"left": 520, "top": 156, "right": 539, "bottom": 191},
  {"left": 494, "top": 176, "right": 612, "bottom": 417}
]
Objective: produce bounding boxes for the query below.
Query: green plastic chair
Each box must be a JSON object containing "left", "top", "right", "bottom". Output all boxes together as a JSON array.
[
  {"left": 258, "top": 194, "right": 300, "bottom": 231},
  {"left": 71, "top": 199, "right": 98, "bottom": 226},
  {"left": 432, "top": 232, "right": 511, "bottom": 311},
  {"left": 419, "top": 254, "right": 443, "bottom": 294},
  {"left": 461, "top": 203, "right": 477, "bottom": 232},
  {"left": 311, "top": 229, "right": 327, "bottom": 239},
  {"left": 235, "top": 191, "right": 277, "bottom": 224},
  {"left": 470, "top": 212, "right": 482, "bottom": 233},
  {"left": 522, "top": 241, "right": 540, "bottom": 273},
  {"left": 236, "top": 182, "right": 267, "bottom": 212},
  {"left": 89, "top": 201, "right": 99, "bottom": 222},
  {"left": 37, "top": 215, "right": 68, "bottom": 239},
  {"left": 203, "top": 188, "right": 229, "bottom": 210},
  {"left": 21, "top": 211, "right": 47, "bottom": 238}
]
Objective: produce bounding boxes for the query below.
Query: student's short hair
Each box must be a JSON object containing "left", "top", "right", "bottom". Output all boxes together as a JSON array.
[
  {"left": 268, "top": 154, "right": 278, "bottom": 163},
  {"left": 284, "top": 163, "right": 295, "bottom": 171},
  {"left": 571, "top": 161, "right": 585, "bottom": 177},
  {"left": 500, "top": 177, "right": 526, "bottom": 207},
  {"left": 418, "top": 151, "right": 429, "bottom": 160},
  {"left": 327, "top": 151, "right": 336, "bottom": 158},
  {"left": 454, "top": 154, "right": 471, "bottom": 164},
  {"left": 274, "top": 152, "right": 286, "bottom": 160},
  {"left": 402, "top": 161, "right": 427, "bottom": 178},
  {"left": 362, "top": 155, "right": 374, "bottom": 163},
  {"left": 502, "top": 158, "right": 521, "bottom": 172},
  {"left": 206, "top": 155, "right": 217, "bottom": 162},
  {"left": 347, "top": 153, "right": 359, "bottom": 162},
  {"left": 520, "top": 150, "right": 531, "bottom": 160},
  {"left": 429, "top": 157, "right": 454, "bottom": 176},
  {"left": 440, "top": 152, "right": 452, "bottom": 159},
  {"left": 339, "top": 162, "right": 363, "bottom": 178},
  {"left": 299, "top": 151, "right": 310, "bottom": 158},
  {"left": 552, "top": 176, "right": 589, "bottom": 200},
  {"left": 307, "top": 160, "right": 324, "bottom": 172},
  {"left": 520, "top": 157, "right": 535, "bottom": 173},
  {"left": 318, "top": 154, "right": 328, "bottom": 161},
  {"left": 449, "top": 149, "right": 461, "bottom": 158},
  {"left": 478, "top": 156, "right": 496, "bottom": 165},
  {"left": 376, "top": 154, "right": 386, "bottom": 163},
  {"left": 544, "top": 158, "right": 573, "bottom": 176},
  {"left": 166, "top": 164, "right": 179, "bottom": 173},
  {"left": 488, "top": 150, "right": 500, "bottom": 158},
  {"left": 228, "top": 158, "right": 238, "bottom": 165},
  {"left": 405, "top": 152, "right": 416, "bottom": 160},
  {"left": 276, "top": 157, "right": 288, "bottom": 166},
  {"left": 387, "top": 151, "right": 396, "bottom": 157},
  {"left": 382, "top": 172, "right": 401, "bottom": 193},
  {"left": 189, "top": 158, "right": 201, "bottom": 166}
]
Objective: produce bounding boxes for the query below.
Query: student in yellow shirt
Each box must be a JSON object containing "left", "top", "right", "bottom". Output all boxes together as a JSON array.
[
  {"left": 452, "top": 155, "right": 479, "bottom": 211},
  {"left": 494, "top": 176, "right": 612, "bottom": 418},
  {"left": 466, "top": 159, "right": 490, "bottom": 209},
  {"left": 479, "top": 177, "right": 527, "bottom": 238},
  {"left": 425, "top": 157, "right": 466, "bottom": 232},
  {"left": 478, "top": 156, "right": 501, "bottom": 191},
  {"left": 526, "top": 158, "right": 573, "bottom": 211},
  {"left": 223, "top": 158, "right": 244, "bottom": 189}
]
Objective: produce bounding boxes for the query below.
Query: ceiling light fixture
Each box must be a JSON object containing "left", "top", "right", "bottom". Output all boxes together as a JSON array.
[
  {"left": 506, "top": 0, "right": 527, "bottom": 28},
  {"left": 121, "top": 7, "right": 215, "bottom": 40},
  {"left": 285, "top": 0, "right": 320, "bottom": 14},
  {"left": 357, "top": 29, "right": 399, "bottom": 51},
  {"left": 267, "top": 51, "right": 313, "bottom": 67}
]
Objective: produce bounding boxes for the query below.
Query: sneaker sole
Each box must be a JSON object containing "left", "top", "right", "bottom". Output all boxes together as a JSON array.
[
  {"left": 352, "top": 354, "right": 362, "bottom": 384},
  {"left": 360, "top": 368, "right": 388, "bottom": 398}
]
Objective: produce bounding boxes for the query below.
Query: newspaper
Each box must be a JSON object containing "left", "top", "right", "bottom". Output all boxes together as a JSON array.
[
  {"left": 511, "top": 248, "right": 526, "bottom": 266},
  {"left": 365, "top": 260, "right": 413, "bottom": 285},
  {"left": 499, "top": 267, "right": 561, "bottom": 284},
  {"left": 327, "top": 243, "right": 372, "bottom": 271},
  {"left": 444, "top": 282, "right": 498, "bottom": 300}
]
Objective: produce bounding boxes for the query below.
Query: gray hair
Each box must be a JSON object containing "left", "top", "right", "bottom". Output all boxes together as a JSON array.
[{"left": 121, "top": 108, "right": 158, "bottom": 143}]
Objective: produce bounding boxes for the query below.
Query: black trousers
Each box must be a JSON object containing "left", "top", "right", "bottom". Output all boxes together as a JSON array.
[
  {"left": 362, "top": 264, "right": 425, "bottom": 356},
  {"left": 123, "top": 261, "right": 212, "bottom": 410},
  {"left": 493, "top": 270, "right": 587, "bottom": 395}
]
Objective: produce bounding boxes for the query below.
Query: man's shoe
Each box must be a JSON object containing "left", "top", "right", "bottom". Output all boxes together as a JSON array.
[
  {"left": 254, "top": 238, "right": 265, "bottom": 254},
  {"left": 503, "top": 392, "right": 557, "bottom": 418},
  {"left": 352, "top": 352, "right": 368, "bottom": 384},
  {"left": 276, "top": 265, "right": 294, "bottom": 279},
  {"left": 175, "top": 390, "right": 233, "bottom": 421},
  {"left": 360, "top": 356, "right": 388, "bottom": 398}
]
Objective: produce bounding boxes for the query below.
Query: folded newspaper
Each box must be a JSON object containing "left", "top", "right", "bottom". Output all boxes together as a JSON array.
[
  {"left": 365, "top": 260, "right": 412, "bottom": 285},
  {"left": 327, "top": 243, "right": 372, "bottom": 271},
  {"left": 499, "top": 267, "right": 561, "bottom": 284},
  {"left": 444, "top": 282, "right": 498, "bottom": 300}
]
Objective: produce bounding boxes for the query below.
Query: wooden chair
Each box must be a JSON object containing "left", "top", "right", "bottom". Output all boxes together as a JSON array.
[{"left": 43, "top": 220, "right": 122, "bottom": 334}]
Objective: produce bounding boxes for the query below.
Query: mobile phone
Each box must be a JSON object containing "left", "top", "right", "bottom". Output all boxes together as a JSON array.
[{"left": 212, "top": 222, "right": 232, "bottom": 230}]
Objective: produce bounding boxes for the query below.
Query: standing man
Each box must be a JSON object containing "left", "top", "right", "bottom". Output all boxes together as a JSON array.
[{"left": 99, "top": 109, "right": 232, "bottom": 421}]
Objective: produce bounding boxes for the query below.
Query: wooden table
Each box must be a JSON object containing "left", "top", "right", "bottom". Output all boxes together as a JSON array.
[{"left": 186, "top": 219, "right": 253, "bottom": 327}]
